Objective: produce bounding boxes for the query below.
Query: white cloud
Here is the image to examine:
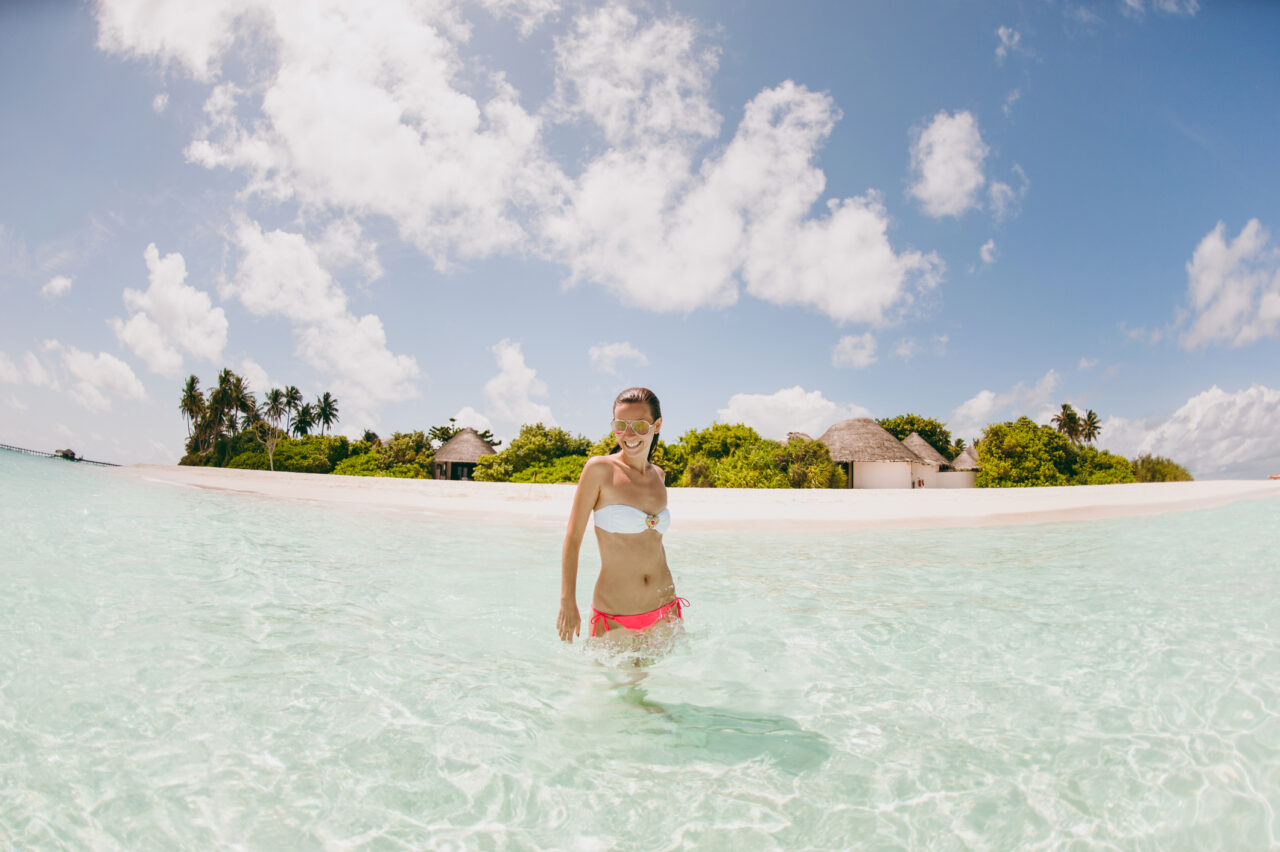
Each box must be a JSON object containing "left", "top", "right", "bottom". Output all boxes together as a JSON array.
[
  {"left": 0, "top": 351, "right": 20, "bottom": 383},
  {"left": 475, "top": 0, "right": 560, "bottom": 36},
  {"left": 164, "top": 0, "right": 555, "bottom": 267},
  {"left": 988, "top": 164, "right": 1029, "bottom": 221},
  {"left": 97, "top": 1, "right": 942, "bottom": 326},
  {"left": 1102, "top": 384, "right": 1279, "bottom": 478},
  {"left": 1180, "top": 219, "right": 1280, "bottom": 349},
  {"left": 950, "top": 369, "right": 1061, "bottom": 440},
  {"left": 483, "top": 338, "right": 554, "bottom": 427},
  {"left": 23, "top": 351, "right": 54, "bottom": 387},
  {"left": 109, "top": 243, "right": 228, "bottom": 377},
  {"left": 588, "top": 341, "right": 649, "bottom": 374},
  {"left": 894, "top": 337, "right": 919, "bottom": 361},
  {"left": 42, "top": 275, "right": 73, "bottom": 297},
  {"left": 8, "top": 395, "right": 28, "bottom": 411},
  {"left": 227, "top": 220, "right": 420, "bottom": 423},
  {"left": 717, "top": 386, "right": 871, "bottom": 440},
  {"left": 552, "top": 3, "right": 720, "bottom": 147},
  {"left": 908, "top": 110, "right": 988, "bottom": 218},
  {"left": 46, "top": 341, "right": 147, "bottom": 411},
  {"left": 152, "top": 92, "right": 170, "bottom": 113},
  {"left": 1123, "top": 0, "right": 1200, "bottom": 16},
  {"left": 451, "top": 405, "right": 495, "bottom": 435},
  {"left": 1078, "top": 356, "right": 1098, "bottom": 370},
  {"left": 832, "top": 333, "right": 876, "bottom": 369},
  {"left": 1003, "top": 88, "right": 1022, "bottom": 118},
  {"left": 238, "top": 357, "right": 272, "bottom": 396},
  {"left": 995, "top": 26, "right": 1021, "bottom": 63},
  {"left": 980, "top": 239, "right": 998, "bottom": 265},
  {"left": 549, "top": 80, "right": 942, "bottom": 322}
]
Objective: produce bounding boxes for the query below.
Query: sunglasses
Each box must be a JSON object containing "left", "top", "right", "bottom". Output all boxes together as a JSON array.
[{"left": 611, "top": 419, "right": 653, "bottom": 436}]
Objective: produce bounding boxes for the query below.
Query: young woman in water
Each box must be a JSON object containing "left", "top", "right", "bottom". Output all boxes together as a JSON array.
[{"left": 557, "top": 387, "right": 686, "bottom": 643}]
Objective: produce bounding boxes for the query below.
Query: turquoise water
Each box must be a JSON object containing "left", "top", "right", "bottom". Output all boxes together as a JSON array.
[{"left": 2, "top": 450, "right": 1278, "bottom": 850}]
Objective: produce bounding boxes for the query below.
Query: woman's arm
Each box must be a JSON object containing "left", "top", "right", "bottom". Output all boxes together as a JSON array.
[{"left": 558, "top": 457, "right": 606, "bottom": 642}]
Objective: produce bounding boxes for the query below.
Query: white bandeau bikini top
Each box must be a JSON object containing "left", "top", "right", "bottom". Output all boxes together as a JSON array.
[{"left": 593, "top": 504, "right": 670, "bottom": 535}]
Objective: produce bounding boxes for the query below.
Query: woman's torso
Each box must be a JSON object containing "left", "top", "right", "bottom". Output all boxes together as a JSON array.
[{"left": 591, "top": 457, "right": 673, "bottom": 615}]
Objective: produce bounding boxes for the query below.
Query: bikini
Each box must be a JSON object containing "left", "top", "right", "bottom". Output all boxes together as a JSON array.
[{"left": 589, "top": 504, "right": 687, "bottom": 635}]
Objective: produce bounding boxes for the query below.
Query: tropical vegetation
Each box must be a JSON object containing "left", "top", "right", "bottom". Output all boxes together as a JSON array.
[{"left": 178, "top": 374, "right": 1191, "bottom": 488}]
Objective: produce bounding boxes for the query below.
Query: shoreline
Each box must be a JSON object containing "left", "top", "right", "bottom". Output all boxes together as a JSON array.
[{"left": 116, "top": 465, "right": 1280, "bottom": 531}]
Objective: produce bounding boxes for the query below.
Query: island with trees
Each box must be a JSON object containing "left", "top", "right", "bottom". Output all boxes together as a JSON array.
[{"left": 176, "top": 369, "right": 1193, "bottom": 487}]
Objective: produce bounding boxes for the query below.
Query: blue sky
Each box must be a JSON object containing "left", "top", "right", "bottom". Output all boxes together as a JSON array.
[{"left": 2, "top": 0, "right": 1278, "bottom": 478}]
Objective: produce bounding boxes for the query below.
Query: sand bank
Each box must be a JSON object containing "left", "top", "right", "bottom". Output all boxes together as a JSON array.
[{"left": 118, "top": 465, "right": 1280, "bottom": 532}]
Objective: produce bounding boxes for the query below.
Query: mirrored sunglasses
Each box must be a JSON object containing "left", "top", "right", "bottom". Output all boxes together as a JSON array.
[{"left": 611, "top": 419, "right": 652, "bottom": 436}]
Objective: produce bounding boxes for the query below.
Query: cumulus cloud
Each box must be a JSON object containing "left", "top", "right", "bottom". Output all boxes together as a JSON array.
[
  {"left": 42, "top": 275, "right": 73, "bottom": 297},
  {"left": 1179, "top": 219, "right": 1280, "bottom": 349},
  {"left": 717, "top": 386, "right": 871, "bottom": 440},
  {"left": 483, "top": 338, "right": 555, "bottom": 427},
  {"left": 995, "top": 26, "right": 1022, "bottom": 63},
  {"left": 451, "top": 405, "right": 495, "bottom": 435},
  {"left": 1078, "top": 356, "right": 1098, "bottom": 370},
  {"left": 152, "top": 92, "right": 170, "bottom": 113},
  {"left": 831, "top": 333, "right": 876, "bottom": 369},
  {"left": 1102, "top": 384, "right": 1279, "bottom": 478},
  {"left": 949, "top": 369, "right": 1061, "bottom": 441},
  {"left": 552, "top": 3, "right": 719, "bottom": 146},
  {"left": 45, "top": 341, "right": 147, "bottom": 411},
  {"left": 588, "top": 341, "right": 649, "bottom": 374},
  {"left": 227, "top": 220, "right": 420, "bottom": 422},
  {"left": 980, "top": 239, "right": 998, "bottom": 265},
  {"left": 109, "top": 243, "right": 228, "bottom": 377},
  {"left": 22, "top": 351, "right": 54, "bottom": 387},
  {"left": 908, "top": 110, "right": 988, "bottom": 218},
  {"left": 549, "top": 79, "right": 942, "bottom": 322}
]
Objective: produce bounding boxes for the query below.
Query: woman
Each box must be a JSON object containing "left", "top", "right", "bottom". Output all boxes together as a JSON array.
[{"left": 557, "top": 387, "right": 686, "bottom": 643}]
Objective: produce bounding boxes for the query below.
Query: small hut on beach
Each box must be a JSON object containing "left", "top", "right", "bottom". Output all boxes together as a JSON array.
[
  {"left": 818, "top": 418, "right": 922, "bottom": 489},
  {"left": 938, "top": 445, "right": 980, "bottom": 488},
  {"left": 950, "top": 446, "right": 980, "bottom": 471},
  {"left": 901, "top": 432, "right": 950, "bottom": 488},
  {"left": 432, "top": 428, "right": 495, "bottom": 481}
]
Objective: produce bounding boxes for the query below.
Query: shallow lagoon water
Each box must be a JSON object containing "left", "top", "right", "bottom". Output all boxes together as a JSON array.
[{"left": 2, "top": 450, "right": 1278, "bottom": 850}]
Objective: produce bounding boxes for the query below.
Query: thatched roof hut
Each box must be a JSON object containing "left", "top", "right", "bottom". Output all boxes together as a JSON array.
[
  {"left": 950, "top": 446, "right": 980, "bottom": 471},
  {"left": 786, "top": 431, "right": 814, "bottom": 443},
  {"left": 433, "top": 428, "right": 495, "bottom": 480},
  {"left": 901, "top": 432, "right": 950, "bottom": 467},
  {"left": 818, "top": 418, "right": 921, "bottom": 463}
]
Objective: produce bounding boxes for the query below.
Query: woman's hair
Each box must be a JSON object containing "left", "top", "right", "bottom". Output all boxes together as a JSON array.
[{"left": 609, "top": 387, "right": 661, "bottom": 462}]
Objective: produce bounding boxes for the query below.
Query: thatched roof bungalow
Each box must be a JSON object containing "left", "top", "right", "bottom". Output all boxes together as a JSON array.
[
  {"left": 901, "top": 432, "right": 950, "bottom": 467},
  {"left": 818, "top": 418, "right": 922, "bottom": 489},
  {"left": 433, "top": 428, "right": 495, "bottom": 481},
  {"left": 950, "top": 446, "right": 980, "bottom": 471}
]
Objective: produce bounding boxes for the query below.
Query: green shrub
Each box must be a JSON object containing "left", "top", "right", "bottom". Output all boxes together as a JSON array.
[
  {"left": 1075, "top": 446, "right": 1137, "bottom": 485},
  {"left": 512, "top": 455, "right": 588, "bottom": 483},
  {"left": 473, "top": 424, "right": 589, "bottom": 482},
  {"left": 227, "top": 451, "right": 270, "bottom": 470},
  {"left": 976, "top": 417, "right": 1077, "bottom": 487},
  {"left": 1132, "top": 454, "right": 1193, "bottom": 482},
  {"left": 878, "top": 414, "right": 957, "bottom": 460}
]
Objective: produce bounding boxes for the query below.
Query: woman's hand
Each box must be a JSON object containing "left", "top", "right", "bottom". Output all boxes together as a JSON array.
[{"left": 558, "top": 599, "right": 581, "bottom": 643}]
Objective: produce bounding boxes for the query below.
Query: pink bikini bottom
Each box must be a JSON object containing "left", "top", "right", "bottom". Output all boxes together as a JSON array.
[{"left": 590, "top": 597, "right": 688, "bottom": 637}]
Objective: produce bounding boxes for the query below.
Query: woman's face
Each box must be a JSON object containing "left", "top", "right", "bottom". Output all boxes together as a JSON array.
[{"left": 613, "top": 400, "right": 662, "bottom": 462}]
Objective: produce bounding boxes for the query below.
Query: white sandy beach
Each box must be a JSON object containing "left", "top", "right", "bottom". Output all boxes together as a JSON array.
[{"left": 118, "top": 464, "right": 1280, "bottom": 531}]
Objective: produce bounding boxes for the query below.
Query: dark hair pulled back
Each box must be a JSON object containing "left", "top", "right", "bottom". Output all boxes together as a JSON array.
[{"left": 609, "top": 387, "right": 661, "bottom": 462}]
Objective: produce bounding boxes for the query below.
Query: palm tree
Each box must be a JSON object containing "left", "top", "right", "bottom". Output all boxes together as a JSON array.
[
  {"left": 1051, "top": 403, "right": 1082, "bottom": 444},
  {"left": 264, "top": 388, "right": 287, "bottom": 430},
  {"left": 292, "top": 402, "right": 316, "bottom": 437},
  {"left": 284, "top": 385, "right": 303, "bottom": 433},
  {"left": 1081, "top": 409, "right": 1102, "bottom": 445},
  {"left": 179, "top": 375, "right": 204, "bottom": 437},
  {"left": 315, "top": 392, "right": 339, "bottom": 436}
]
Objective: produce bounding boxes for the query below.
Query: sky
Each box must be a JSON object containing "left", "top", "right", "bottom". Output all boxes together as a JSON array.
[{"left": 2, "top": 0, "right": 1279, "bottom": 478}]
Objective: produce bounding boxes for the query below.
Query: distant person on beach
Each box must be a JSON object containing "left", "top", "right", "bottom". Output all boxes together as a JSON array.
[{"left": 557, "top": 387, "right": 686, "bottom": 643}]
